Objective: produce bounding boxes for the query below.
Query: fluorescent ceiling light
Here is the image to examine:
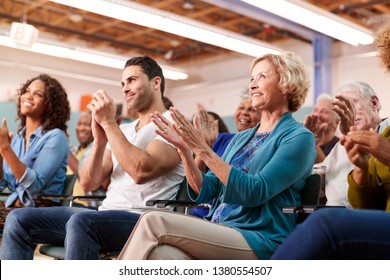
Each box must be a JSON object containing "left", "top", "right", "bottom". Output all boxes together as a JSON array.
[
  {"left": 0, "top": 35, "right": 188, "bottom": 80},
  {"left": 241, "top": 0, "right": 374, "bottom": 46},
  {"left": 49, "top": 0, "right": 280, "bottom": 57}
]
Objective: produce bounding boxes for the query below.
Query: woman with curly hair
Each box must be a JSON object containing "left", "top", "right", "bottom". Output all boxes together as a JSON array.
[
  {"left": 376, "top": 21, "right": 390, "bottom": 72},
  {"left": 0, "top": 74, "right": 70, "bottom": 232}
]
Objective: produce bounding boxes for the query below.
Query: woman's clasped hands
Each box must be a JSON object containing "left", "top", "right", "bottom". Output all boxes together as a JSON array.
[{"left": 151, "top": 107, "right": 212, "bottom": 155}]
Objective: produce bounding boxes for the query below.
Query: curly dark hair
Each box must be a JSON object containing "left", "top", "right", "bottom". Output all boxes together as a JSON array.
[
  {"left": 16, "top": 74, "right": 70, "bottom": 135},
  {"left": 376, "top": 21, "right": 390, "bottom": 73}
]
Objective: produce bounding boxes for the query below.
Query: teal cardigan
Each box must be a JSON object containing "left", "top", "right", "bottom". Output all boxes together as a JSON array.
[{"left": 188, "top": 112, "right": 316, "bottom": 259}]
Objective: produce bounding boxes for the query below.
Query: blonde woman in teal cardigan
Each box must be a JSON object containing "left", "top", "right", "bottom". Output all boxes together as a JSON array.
[{"left": 118, "top": 52, "right": 316, "bottom": 260}]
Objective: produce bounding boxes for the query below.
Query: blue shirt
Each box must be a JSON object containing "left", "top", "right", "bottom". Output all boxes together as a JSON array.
[
  {"left": 0, "top": 126, "right": 69, "bottom": 207},
  {"left": 189, "top": 133, "right": 236, "bottom": 218},
  {"left": 211, "top": 132, "right": 270, "bottom": 223},
  {"left": 212, "top": 133, "right": 235, "bottom": 157},
  {"left": 188, "top": 112, "right": 316, "bottom": 259}
]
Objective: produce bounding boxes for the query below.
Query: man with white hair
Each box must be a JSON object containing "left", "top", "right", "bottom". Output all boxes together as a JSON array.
[
  {"left": 304, "top": 93, "right": 340, "bottom": 163},
  {"left": 316, "top": 80, "right": 382, "bottom": 206}
]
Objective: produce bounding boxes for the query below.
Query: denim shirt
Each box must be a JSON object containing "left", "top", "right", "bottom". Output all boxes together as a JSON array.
[{"left": 0, "top": 126, "right": 69, "bottom": 207}]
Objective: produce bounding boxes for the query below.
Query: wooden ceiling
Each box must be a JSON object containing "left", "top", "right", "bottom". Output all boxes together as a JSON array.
[{"left": 1, "top": 0, "right": 390, "bottom": 67}]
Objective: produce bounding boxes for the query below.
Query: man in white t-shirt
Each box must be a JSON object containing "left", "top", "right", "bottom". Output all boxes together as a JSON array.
[
  {"left": 0, "top": 56, "right": 184, "bottom": 260},
  {"left": 314, "top": 80, "right": 382, "bottom": 206}
]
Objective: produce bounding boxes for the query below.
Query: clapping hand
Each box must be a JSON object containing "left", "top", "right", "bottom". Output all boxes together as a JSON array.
[
  {"left": 341, "top": 127, "right": 390, "bottom": 167},
  {"left": 193, "top": 108, "right": 219, "bottom": 147},
  {"left": 303, "top": 114, "right": 327, "bottom": 143},
  {"left": 151, "top": 107, "right": 212, "bottom": 156},
  {"left": 333, "top": 95, "right": 355, "bottom": 135},
  {"left": 340, "top": 126, "right": 370, "bottom": 170},
  {"left": 0, "top": 118, "right": 13, "bottom": 155}
]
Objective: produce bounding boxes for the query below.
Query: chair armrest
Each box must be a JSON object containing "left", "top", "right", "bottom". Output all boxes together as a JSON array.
[
  {"left": 145, "top": 199, "right": 166, "bottom": 206},
  {"left": 283, "top": 205, "right": 347, "bottom": 214},
  {"left": 72, "top": 195, "right": 106, "bottom": 202},
  {"left": 146, "top": 199, "right": 212, "bottom": 209},
  {"left": 152, "top": 199, "right": 212, "bottom": 209},
  {"left": 0, "top": 192, "right": 12, "bottom": 197},
  {"left": 37, "top": 194, "right": 75, "bottom": 201}
]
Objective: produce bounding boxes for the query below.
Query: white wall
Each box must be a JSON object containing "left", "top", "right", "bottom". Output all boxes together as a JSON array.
[
  {"left": 169, "top": 39, "right": 315, "bottom": 119},
  {"left": 169, "top": 40, "right": 389, "bottom": 121},
  {"left": 1, "top": 39, "right": 389, "bottom": 126},
  {"left": 332, "top": 43, "right": 389, "bottom": 119},
  {"left": 0, "top": 45, "right": 123, "bottom": 112}
]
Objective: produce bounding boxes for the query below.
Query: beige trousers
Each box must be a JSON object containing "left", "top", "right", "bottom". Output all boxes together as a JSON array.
[{"left": 118, "top": 210, "right": 259, "bottom": 260}]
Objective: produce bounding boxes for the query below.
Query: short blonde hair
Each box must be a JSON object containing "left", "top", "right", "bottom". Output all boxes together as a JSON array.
[
  {"left": 375, "top": 21, "right": 390, "bottom": 73},
  {"left": 250, "top": 52, "right": 310, "bottom": 112}
]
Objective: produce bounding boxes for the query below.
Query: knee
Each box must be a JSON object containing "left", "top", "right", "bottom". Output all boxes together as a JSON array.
[
  {"left": 148, "top": 245, "right": 193, "bottom": 260},
  {"left": 2, "top": 208, "right": 35, "bottom": 239},
  {"left": 66, "top": 211, "right": 94, "bottom": 232},
  {"left": 141, "top": 210, "right": 164, "bottom": 221},
  {"left": 5, "top": 208, "right": 30, "bottom": 228},
  {"left": 135, "top": 211, "right": 173, "bottom": 235},
  {"left": 138, "top": 211, "right": 170, "bottom": 228},
  {"left": 303, "top": 208, "right": 347, "bottom": 232}
]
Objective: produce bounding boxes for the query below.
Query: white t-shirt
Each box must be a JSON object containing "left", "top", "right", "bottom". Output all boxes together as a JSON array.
[
  {"left": 99, "top": 111, "right": 184, "bottom": 212},
  {"left": 317, "top": 142, "right": 353, "bottom": 207}
]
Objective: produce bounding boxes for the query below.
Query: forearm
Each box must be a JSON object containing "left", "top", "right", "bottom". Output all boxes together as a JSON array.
[
  {"left": 178, "top": 148, "right": 203, "bottom": 194},
  {"left": 101, "top": 121, "right": 161, "bottom": 183},
  {"left": 1, "top": 145, "right": 26, "bottom": 180},
  {"left": 196, "top": 147, "right": 231, "bottom": 186},
  {"left": 315, "top": 145, "right": 326, "bottom": 163},
  {"left": 194, "top": 155, "right": 207, "bottom": 173},
  {"left": 79, "top": 142, "right": 108, "bottom": 191}
]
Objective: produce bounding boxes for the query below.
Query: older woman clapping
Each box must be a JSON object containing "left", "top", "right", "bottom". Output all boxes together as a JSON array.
[{"left": 118, "top": 52, "right": 316, "bottom": 260}]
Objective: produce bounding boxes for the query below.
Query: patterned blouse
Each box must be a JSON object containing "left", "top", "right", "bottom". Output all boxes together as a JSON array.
[{"left": 211, "top": 132, "right": 270, "bottom": 223}]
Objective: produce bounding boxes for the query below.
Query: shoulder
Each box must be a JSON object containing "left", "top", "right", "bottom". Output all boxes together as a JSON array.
[
  {"left": 378, "top": 117, "right": 390, "bottom": 134},
  {"left": 278, "top": 114, "right": 312, "bottom": 136},
  {"left": 40, "top": 129, "right": 69, "bottom": 153},
  {"left": 42, "top": 128, "right": 67, "bottom": 140}
]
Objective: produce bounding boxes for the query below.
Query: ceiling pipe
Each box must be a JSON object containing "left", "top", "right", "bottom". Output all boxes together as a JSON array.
[
  {"left": 332, "top": 0, "right": 390, "bottom": 13},
  {"left": 200, "top": 0, "right": 320, "bottom": 41}
]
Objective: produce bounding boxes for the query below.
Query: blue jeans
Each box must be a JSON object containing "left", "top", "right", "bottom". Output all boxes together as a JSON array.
[
  {"left": 0, "top": 206, "right": 140, "bottom": 260},
  {"left": 271, "top": 208, "right": 390, "bottom": 259}
]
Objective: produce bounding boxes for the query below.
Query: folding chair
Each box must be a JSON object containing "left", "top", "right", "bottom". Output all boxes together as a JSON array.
[
  {"left": 146, "top": 177, "right": 211, "bottom": 215},
  {"left": 37, "top": 173, "right": 78, "bottom": 206},
  {"left": 39, "top": 177, "right": 188, "bottom": 260},
  {"left": 282, "top": 173, "right": 345, "bottom": 223}
]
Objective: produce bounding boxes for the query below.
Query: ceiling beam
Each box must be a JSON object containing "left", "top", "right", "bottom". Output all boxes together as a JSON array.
[{"left": 200, "top": 0, "right": 321, "bottom": 41}]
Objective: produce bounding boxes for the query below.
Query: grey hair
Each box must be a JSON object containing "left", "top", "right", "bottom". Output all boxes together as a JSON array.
[
  {"left": 316, "top": 93, "right": 340, "bottom": 120},
  {"left": 240, "top": 86, "right": 250, "bottom": 100},
  {"left": 336, "top": 80, "right": 381, "bottom": 112},
  {"left": 316, "top": 93, "right": 333, "bottom": 102}
]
